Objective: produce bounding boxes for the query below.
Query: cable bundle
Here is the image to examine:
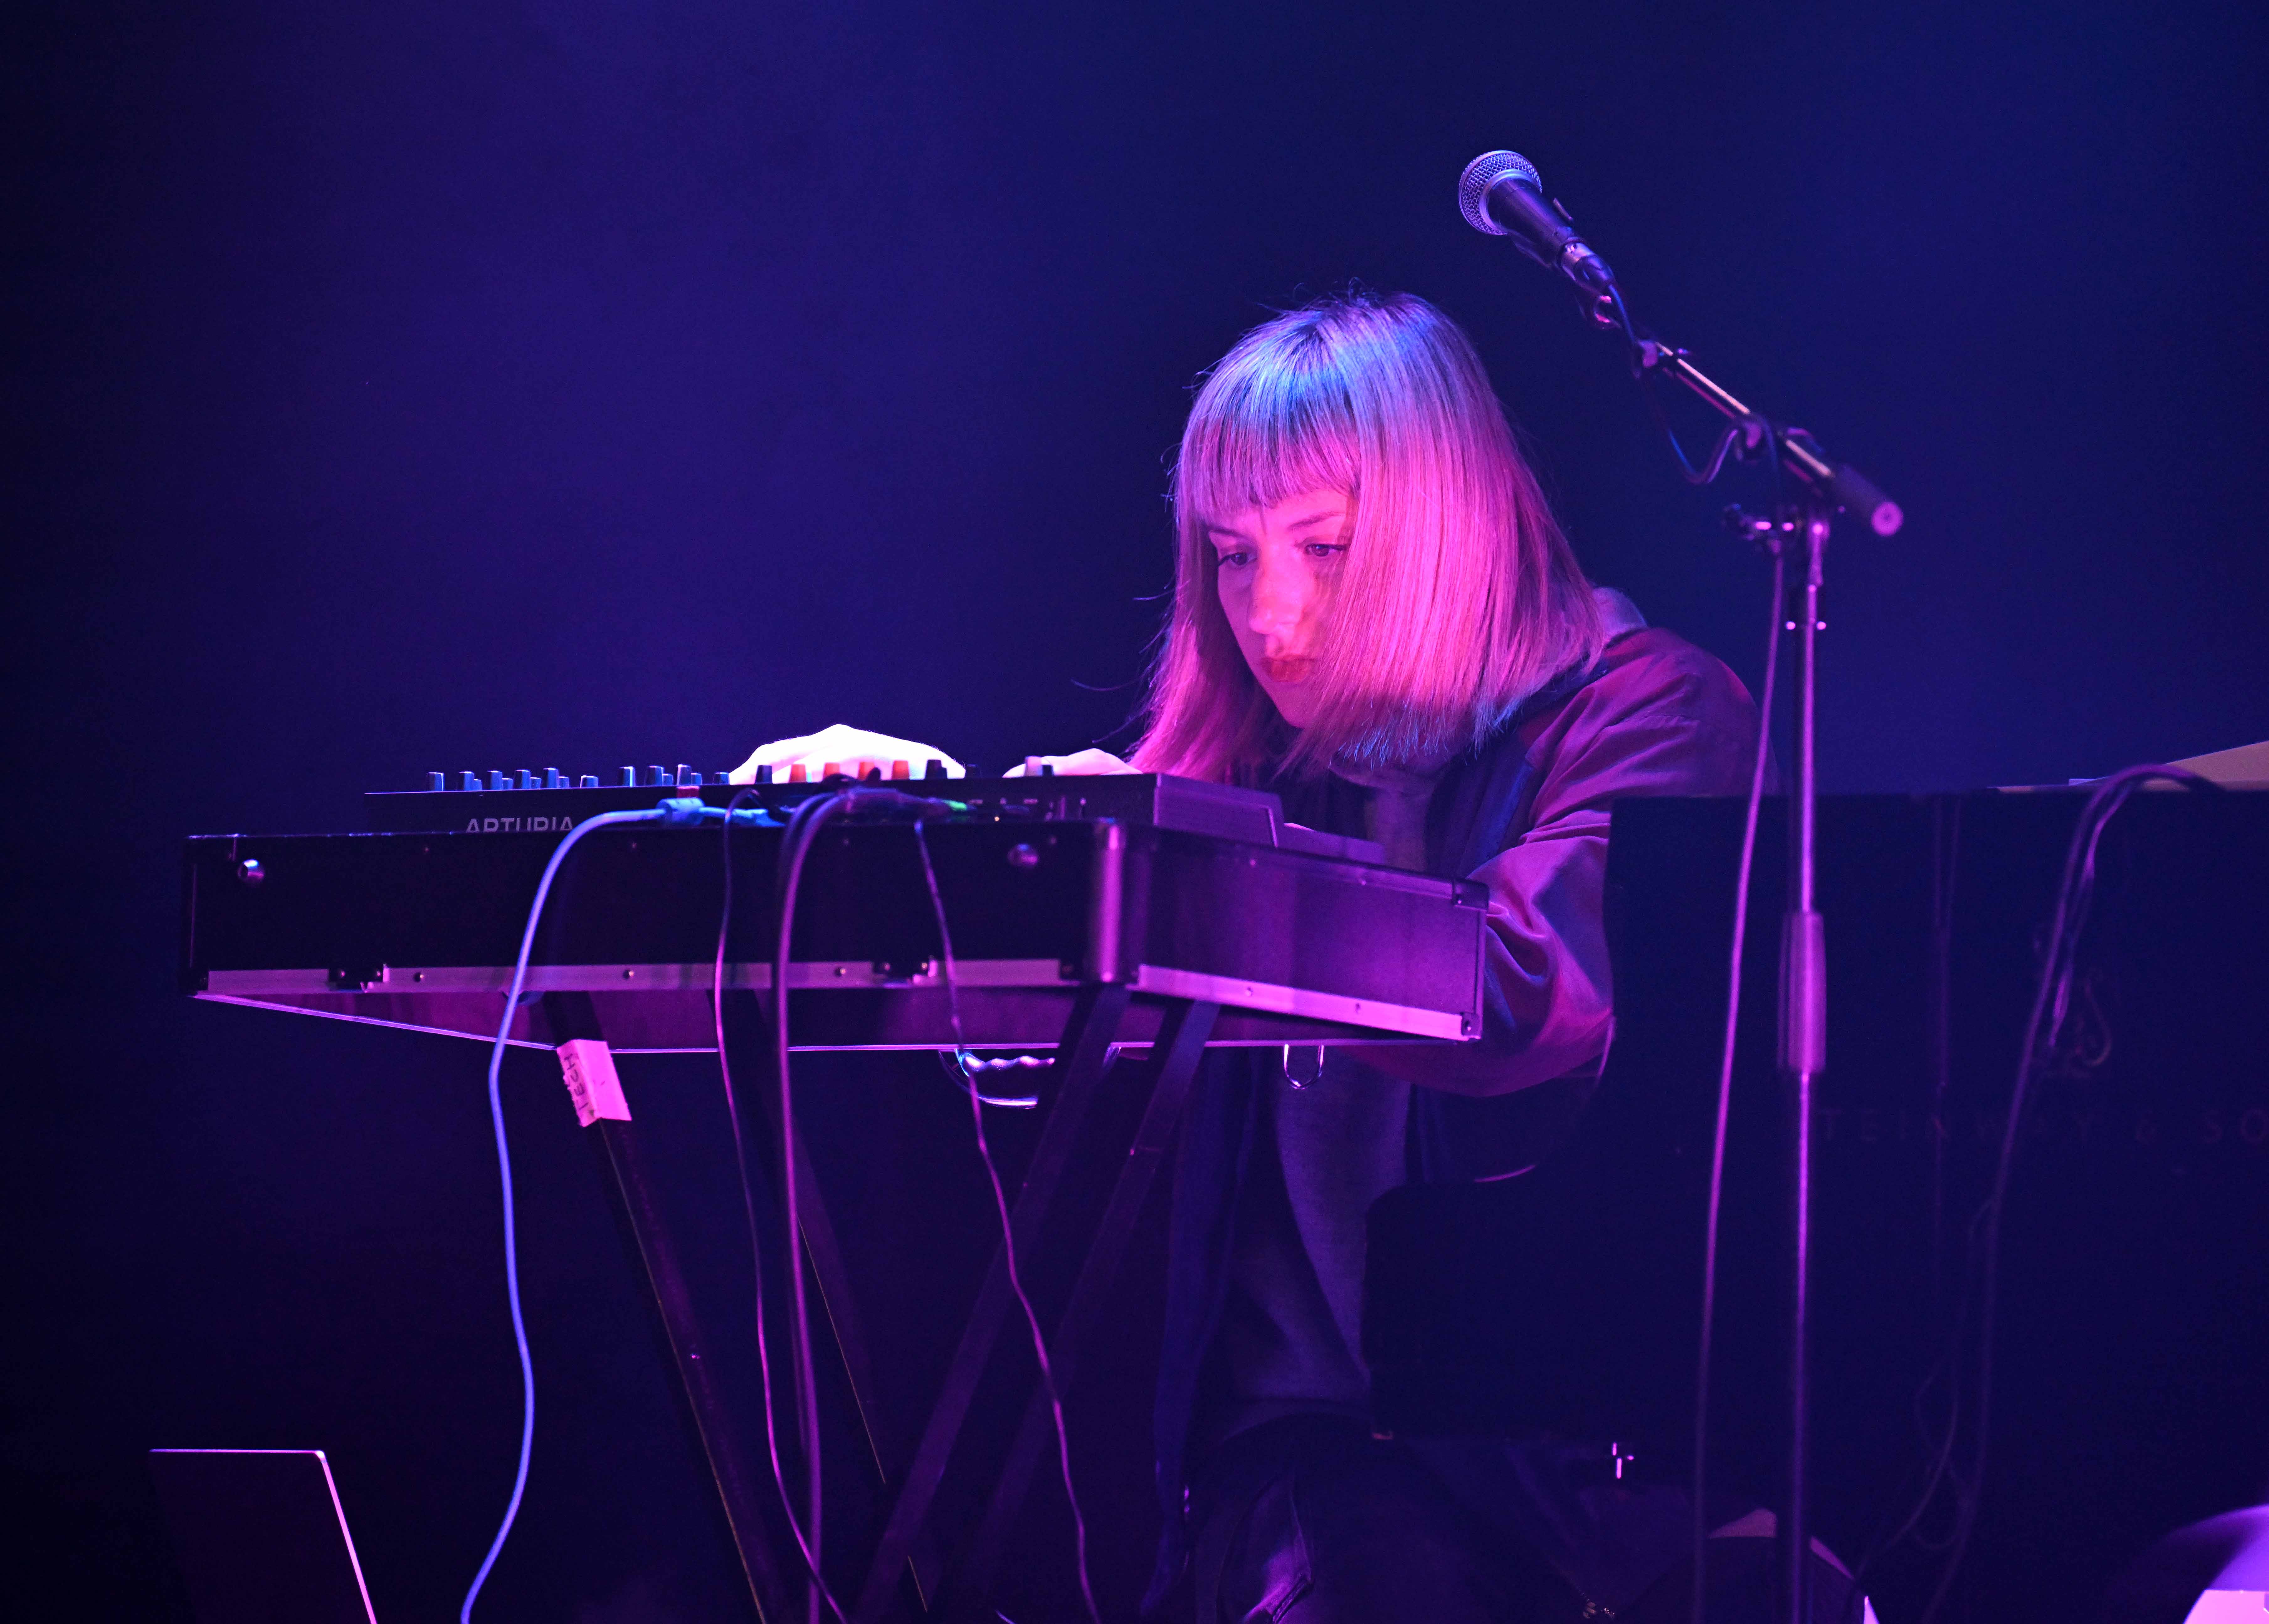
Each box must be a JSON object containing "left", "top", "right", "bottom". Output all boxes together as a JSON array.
[{"left": 1835, "top": 764, "right": 2220, "bottom": 1623}]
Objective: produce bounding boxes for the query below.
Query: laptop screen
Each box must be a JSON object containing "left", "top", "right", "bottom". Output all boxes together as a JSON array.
[{"left": 149, "top": 1448, "right": 378, "bottom": 1624}]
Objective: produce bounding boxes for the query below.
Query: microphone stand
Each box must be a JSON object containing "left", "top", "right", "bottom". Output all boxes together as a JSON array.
[
  {"left": 1779, "top": 498, "right": 1828, "bottom": 1624},
  {"left": 1597, "top": 297, "right": 1898, "bottom": 1624}
]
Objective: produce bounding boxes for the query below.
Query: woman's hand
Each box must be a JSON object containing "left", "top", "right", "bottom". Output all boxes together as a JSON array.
[
  {"left": 1005, "top": 749, "right": 1136, "bottom": 776},
  {"left": 729, "top": 727, "right": 1135, "bottom": 782},
  {"left": 729, "top": 723, "right": 963, "bottom": 783}
]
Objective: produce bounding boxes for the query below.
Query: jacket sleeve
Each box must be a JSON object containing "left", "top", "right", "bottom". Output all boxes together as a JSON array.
[{"left": 1354, "top": 639, "right": 1759, "bottom": 1097}]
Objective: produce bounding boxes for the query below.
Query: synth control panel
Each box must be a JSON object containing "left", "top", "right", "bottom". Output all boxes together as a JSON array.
[
  {"left": 412, "top": 759, "right": 957, "bottom": 794},
  {"left": 363, "top": 767, "right": 1387, "bottom": 864}
]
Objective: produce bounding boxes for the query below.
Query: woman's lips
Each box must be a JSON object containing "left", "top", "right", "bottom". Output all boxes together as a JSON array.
[{"left": 1260, "top": 654, "right": 1316, "bottom": 683}]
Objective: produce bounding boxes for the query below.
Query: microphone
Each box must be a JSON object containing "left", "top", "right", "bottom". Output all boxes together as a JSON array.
[{"left": 1457, "top": 150, "right": 1617, "bottom": 297}]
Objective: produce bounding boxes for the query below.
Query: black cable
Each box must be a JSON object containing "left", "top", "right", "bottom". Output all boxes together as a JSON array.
[
  {"left": 908, "top": 819, "right": 1101, "bottom": 1624},
  {"left": 1835, "top": 823, "right": 1973, "bottom": 1623},
  {"left": 1688, "top": 541, "right": 1786, "bottom": 1624},
  {"left": 1600, "top": 285, "right": 1761, "bottom": 489},
  {"left": 1825, "top": 767, "right": 2218, "bottom": 1621},
  {"left": 715, "top": 784, "right": 1063, "bottom": 1620},
  {"left": 732, "top": 784, "right": 968, "bottom": 1622},
  {"left": 1911, "top": 763, "right": 2219, "bottom": 1621},
  {"left": 711, "top": 791, "right": 845, "bottom": 1621},
  {"left": 774, "top": 791, "right": 853, "bottom": 1624}
]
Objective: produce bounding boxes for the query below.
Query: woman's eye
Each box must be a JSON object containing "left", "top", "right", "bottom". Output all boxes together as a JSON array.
[
  {"left": 1303, "top": 542, "right": 1348, "bottom": 561},
  {"left": 1216, "top": 550, "right": 1253, "bottom": 568}
]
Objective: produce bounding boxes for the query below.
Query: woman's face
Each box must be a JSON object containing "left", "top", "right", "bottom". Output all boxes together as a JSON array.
[{"left": 1206, "top": 487, "right": 1354, "bottom": 730}]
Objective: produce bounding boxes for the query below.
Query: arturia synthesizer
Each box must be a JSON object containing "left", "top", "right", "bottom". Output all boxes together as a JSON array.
[{"left": 184, "top": 772, "right": 1483, "bottom": 1054}]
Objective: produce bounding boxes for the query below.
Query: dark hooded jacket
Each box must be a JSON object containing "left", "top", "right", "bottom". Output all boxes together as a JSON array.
[{"left": 1146, "top": 620, "right": 1761, "bottom": 1607}]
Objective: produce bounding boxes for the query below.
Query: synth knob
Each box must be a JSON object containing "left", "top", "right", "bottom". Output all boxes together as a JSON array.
[
  {"left": 675, "top": 763, "right": 694, "bottom": 787},
  {"left": 489, "top": 770, "right": 508, "bottom": 791},
  {"left": 620, "top": 767, "right": 636, "bottom": 787},
  {"left": 236, "top": 857, "right": 265, "bottom": 886},
  {"left": 545, "top": 768, "right": 565, "bottom": 788},
  {"left": 579, "top": 774, "right": 599, "bottom": 788},
  {"left": 517, "top": 769, "right": 535, "bottom": 790},
  {"left": 754, "top": 764, "right": 774, "bottom": 784},
  {"left": 427, "top": 771, "right": 446, "bottom": 791},
  {"left": 924, "top": 758, "right": 947, "bottom": 780},
  {"left": 647, "top": 765, "right": 668, "bottom": 786},
  {"left": 462, "top": 772, "right": 480, "bottom": 792},
  {"left": 890, "top": 760, "right": 910, "bottom": 779}
]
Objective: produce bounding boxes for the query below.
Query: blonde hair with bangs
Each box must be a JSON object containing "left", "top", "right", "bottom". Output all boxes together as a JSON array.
[{"left": 1132, "top": 291, "right": 1604, "bottom": 784}]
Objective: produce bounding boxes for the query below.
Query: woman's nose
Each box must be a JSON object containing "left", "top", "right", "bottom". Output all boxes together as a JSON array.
[{"left": 1248, "top": 552, "right": 1306, "bottom": 639}]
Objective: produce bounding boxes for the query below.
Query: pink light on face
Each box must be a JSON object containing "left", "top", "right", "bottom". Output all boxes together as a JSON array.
[{"left": 1206, "top": 487, "right": 1355, "bottom": 730}]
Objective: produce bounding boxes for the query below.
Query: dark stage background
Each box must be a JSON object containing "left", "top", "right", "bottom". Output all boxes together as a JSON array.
[{"left": 7, "top": 1, "right": 2266, "bottom": 1619}]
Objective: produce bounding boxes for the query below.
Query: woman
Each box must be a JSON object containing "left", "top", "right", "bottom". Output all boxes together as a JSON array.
[{"left": 741, "top": 292, "right": 1779, "bottom": 1621}]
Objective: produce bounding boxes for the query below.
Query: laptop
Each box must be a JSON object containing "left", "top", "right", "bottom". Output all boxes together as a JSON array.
[{"left": 148, "top": 1449, "right": 378, "bottom": 1624}]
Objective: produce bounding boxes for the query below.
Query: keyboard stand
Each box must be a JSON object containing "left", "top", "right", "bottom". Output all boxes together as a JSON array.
[
  {"left": 848, "top": 986, "right": 1224, "bottom": 1624},
  {"left": 846, "top": 978, "right": 1137, "bottom": 1622},
  {"left": 552, "top": 980, "right": 1221, "bottom": 1624},
  {"left": 546, "top": 990, "right": 790, "bottom": 1621},
  {"left": 941, "top": 993, "right": 1221, "bottom": 1615}
]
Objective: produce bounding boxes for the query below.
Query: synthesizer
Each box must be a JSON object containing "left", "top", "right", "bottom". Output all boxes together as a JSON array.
[
  {"left": 362, "top": 768, "right": 1386, "bottom": 862},
  {"left": 184, "top": 793, "right": 1483, "bottom": 1053},
  {"left": 181, "top": 772, "right": 1491, "bottom": 1624}
]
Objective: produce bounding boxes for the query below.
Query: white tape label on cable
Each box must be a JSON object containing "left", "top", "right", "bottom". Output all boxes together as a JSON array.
[{"left": 557, "top": 1038, "right": 632, "bottom": 1126}]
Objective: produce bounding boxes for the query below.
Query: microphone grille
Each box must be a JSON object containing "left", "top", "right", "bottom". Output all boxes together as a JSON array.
[{"left": 1458, "top": 150, "right": 1543, "bottom": 236}]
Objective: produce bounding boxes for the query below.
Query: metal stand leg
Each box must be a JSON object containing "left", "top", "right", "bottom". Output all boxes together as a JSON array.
[
  {"left": 849, "top": 981, "right": 1133, "bottom": 1624},
  {"left": 592, "top": 1120, "right": 787, "bottom": 1621},
  {"left": 948, "top": 997, "right": 1221, "bottom": 1609},
  {"left": 715, "top": 992, "right": 947, "bottom": 1605},
  {"left": 546, "top": 992, "right": 786, "bottom": 1623}
]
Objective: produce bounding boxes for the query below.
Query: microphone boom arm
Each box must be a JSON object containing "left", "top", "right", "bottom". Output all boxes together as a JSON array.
[{"left": 1628, "top": 328, "right": 1903, "bottom": 537}]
